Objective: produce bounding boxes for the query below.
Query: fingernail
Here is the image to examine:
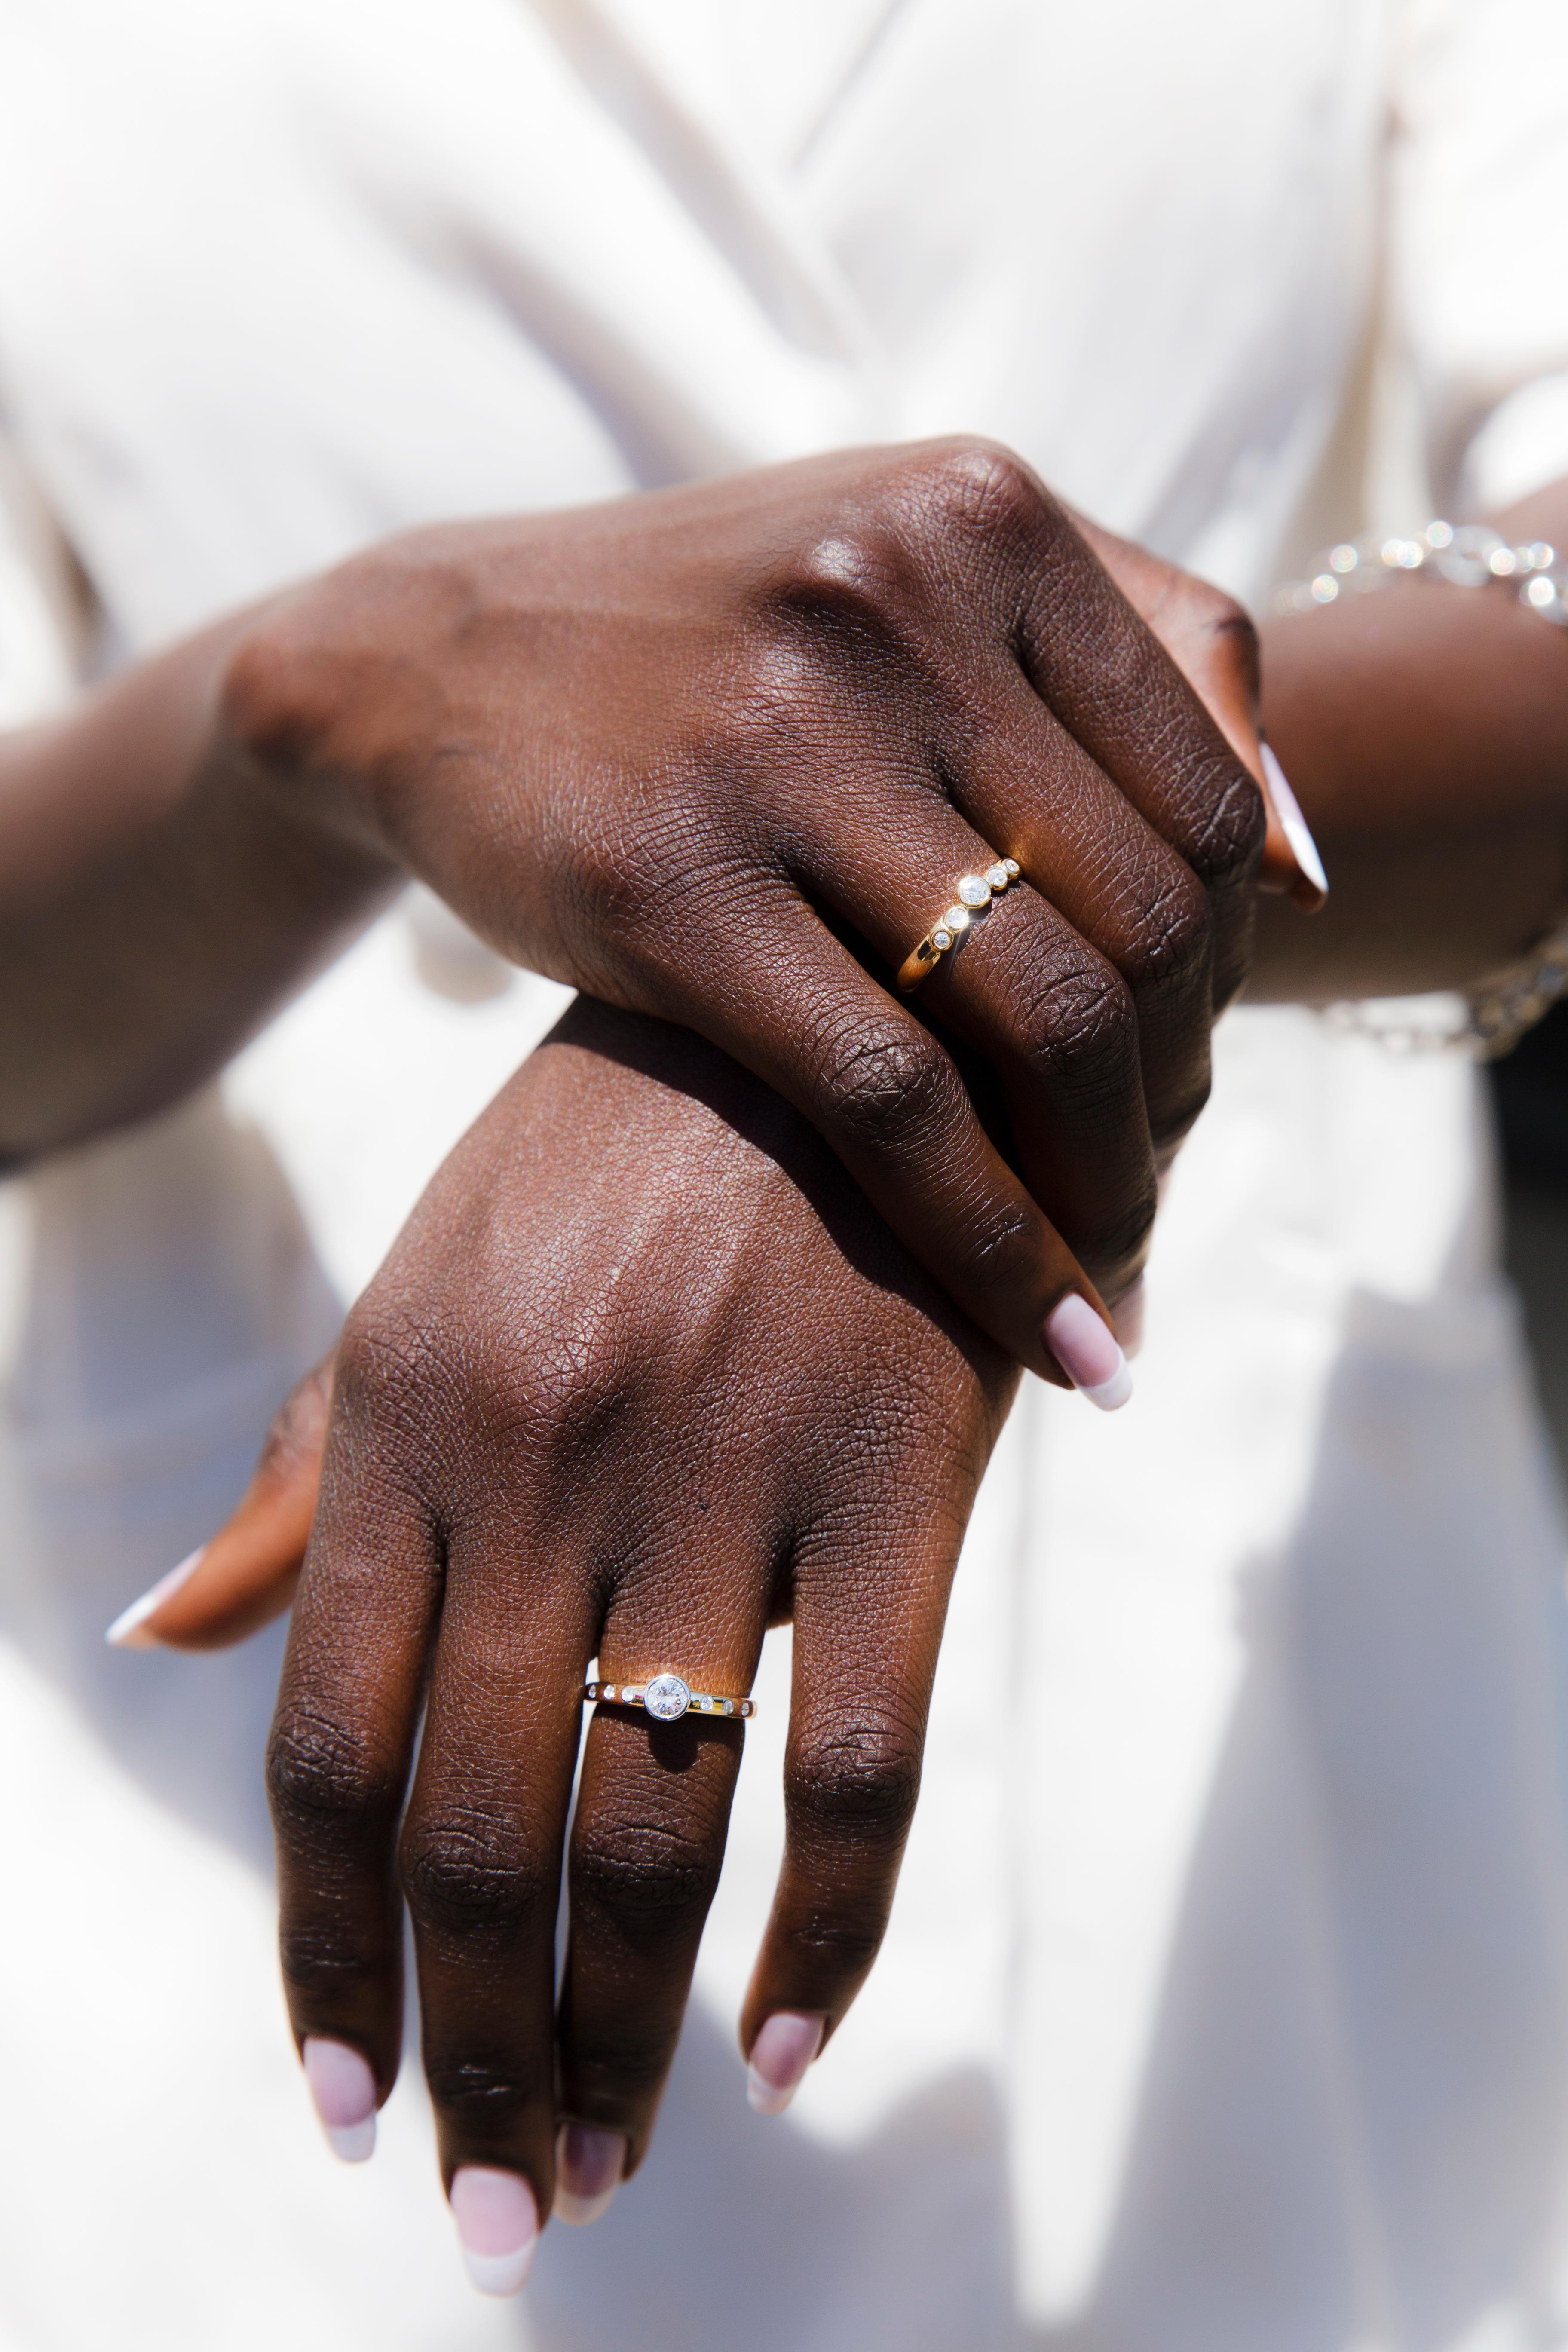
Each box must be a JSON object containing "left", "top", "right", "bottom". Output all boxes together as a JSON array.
[
  {"left": 104, "top": 1548, "right": 205, "bottom": 1648},
  {"left": 302, "top": 2037, "right": 378, "bottom": 2164},
  {"left": 1111, "top": 1276, "right": 1145, "bottom": 1360},
  {"left": 553, "top": 2122, "right": 625, "bottom": 2225},
  {"left": 747, "top": 2012, "right": 824, "bottom": 2116},
  {"left": 450, "top": 2166, "right": 539, "bottom": 2297},
  {"left": 1261, "top": 743, "right": 1329, "bottom": 905},
  {"left": 1044, "top": 1293, "right": 1133, "bottom": 1412}
]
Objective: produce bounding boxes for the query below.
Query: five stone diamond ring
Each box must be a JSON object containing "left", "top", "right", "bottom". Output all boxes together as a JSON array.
[
  {"left": 896, "top": 856, "right": 1021, "bottom": 991},
  {"left": 583, "top": 1673, "right": 757, "bottom": 1721}
]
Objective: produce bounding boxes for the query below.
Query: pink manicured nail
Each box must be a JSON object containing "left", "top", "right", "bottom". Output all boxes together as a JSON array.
[
  {"left": 450, "top": 2167, "right": 539, "bottom": 2297},
  {"left": 303, "top": 2037, "right": 377, "bottom": 2163},
  {"left": 747, "top": 2012, "right": 824, "bottom": 2115},
  {"left": 1261, "top": 743, "right": 1329, "bottom": 903},
  {"left": 1044, "top": 1294, "right": 1132, "bottom": 1412},
  {"left": 553, "top": 2122, "right": 625, "bottom": 2225},
  {"left": 104, "top": 1549, "right": 205, "bottom": 1648}
]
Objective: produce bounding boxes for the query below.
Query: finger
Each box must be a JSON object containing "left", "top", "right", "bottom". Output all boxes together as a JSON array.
[
  {"left": 555, "top": 1543, "right": 764, "bottom": 2188},
  {"left": 107, "top": 1356, "right": 334, "bottom": 1651},
  {"left": 908, "top": 450, "right": 1265, "bottom": 1006},
  {"left": 738, "top": 1504, "right": 956, "bottom": 2104},
  {"left": 766, "top": 733, "right": 1163, "bottom": 1288},
  {"left": 933, "top": 673, "right": 1215, "bottom": 1160},
  {"left": 680, "top": 900, "right": 1131, "bottom": 1390},
  {"left": 397, "top": 1521, "right": 598, "bottom": 2244},
  {"left": 267, "top": 1336, "right": 444, "bottom": 2146},
  {"left": 1062, "top": 508, "right": 1324, "bottom": 906}
]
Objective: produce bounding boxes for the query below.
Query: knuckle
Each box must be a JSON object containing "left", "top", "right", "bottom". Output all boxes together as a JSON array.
[
  {"left": 814, "top": 1014, "right": 961, "bottom": 1162},
  {"left": 1116, "top": 866, "right": 1213, "bottom": 998},
  {"left": 276, "top": 1917, "right": 377, "bottom": 2005},
  {"left": 787, "top": 1715, "right": 923, "bottom": 1850},
  {"left": 266, "top": 1703, "right": 402, "bottom": 1858},
  {"left": 1182, "top": 754, "right": 1267, "bottom": 885},
  {"left": 775, "top": 521, "right": 906, "bottom": 627},
  {"left": 573, "top": 1815, "right": 721, "bottom": 1938},
  {"left": 782, "top": 1905, "right": 888, "bottom": 1984},
  {"left": 399, "top": 1809, "right": 551, "bottom": 1945},
  {"left": 564, "top": 2026, "right": 675, "bottom": 2110},
  {"left": 913, "top": 435, "right": 1045, "bottom": 547},
  {"left": 423, "top": 2046, "right": 546, "bottom": 2128},
  {"left": 1017, "top": 958, "right": 1140, "bottom": 1102}
]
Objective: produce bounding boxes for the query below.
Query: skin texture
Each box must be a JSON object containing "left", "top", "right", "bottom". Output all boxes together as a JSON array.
[
  {"left": 2, "top": 439, "right": 1272, "bottom": 1373},
  {"left": 24, "top": 441, "right": 1568, "bottom": 2244},
  {"left": 1253, "top": 479, "right": 1568, "bottom": 996},
  {"left": 248, "top": 1002, "right": 1016, "bottom": 2211}
]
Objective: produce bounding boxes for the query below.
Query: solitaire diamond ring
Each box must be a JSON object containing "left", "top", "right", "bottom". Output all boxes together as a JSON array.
[{"left": 583, "top": 1673, "right": 756, "bottom": 1722}]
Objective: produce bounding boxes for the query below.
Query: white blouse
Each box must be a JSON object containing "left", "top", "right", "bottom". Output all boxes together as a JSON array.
[{"left": 3, "top": 6, "right": 1568, "bottom": 2348}]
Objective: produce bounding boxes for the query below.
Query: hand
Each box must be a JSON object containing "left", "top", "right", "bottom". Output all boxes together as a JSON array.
[
  {"left": 226, "top": 438, "right": 1267, "bottom": 1378},
  {"left": 128, "top": 1001, "right": 1019, "bottom": 2281}
]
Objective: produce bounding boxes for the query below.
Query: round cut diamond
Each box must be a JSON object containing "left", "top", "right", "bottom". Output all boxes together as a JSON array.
[
  {"left": 644, "top": 1673, "right": 692, "bottom": 1722},
  {"left": 985, "top": 862, "right": 1009, "bottom": 891},
  {"left": 931, "top": 926, "right": 952, "bottom": 951},
  {"left": 957, "top": 874, "right": 991, "bottom": 908},
  {"left": 1003, "top": 858, "right": 1020, "bottom": 878},
  {"left": 943, "top": 905, "right": 971, "bottom": 933}
]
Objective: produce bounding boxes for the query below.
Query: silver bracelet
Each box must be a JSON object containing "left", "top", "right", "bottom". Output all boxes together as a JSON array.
[
  {"left": 1273, "top": 519, "right": 1568, "bottom": 622},
  {"left": 1274, "top": 518, "right": 1568, "bottom": 1058}
]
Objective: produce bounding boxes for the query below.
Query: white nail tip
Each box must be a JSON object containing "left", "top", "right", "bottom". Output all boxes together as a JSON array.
[
  {"left": 553, "top": 2184, "right": 618, "bottom": 2226},
  {"left": 461, "top": 2245, "right": 537, "bottom": 2297},
  {"left": 1080, "top": 1358, "right": 1134, "bottom": 1412},
  {"left": 325, "top": 2117, "right": 376, "bottom": 2163},
  {"left": 104, "top": 1548, "right": 205, "bottom": 1648},
  {"left": 1261, "top": 743, "right": 1329, "bottom": 898},
  {"left": 747, "top": 2069, "right": 797, "bottom": 2116}
]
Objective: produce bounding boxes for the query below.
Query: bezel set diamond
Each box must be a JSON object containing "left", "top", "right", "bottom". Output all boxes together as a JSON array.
[
  {"left": 897, "top": 855, "right": 1021, "bottom": 990},
  {"left": 582, "top": 1675, "right": 756, "bottom": 1721}
]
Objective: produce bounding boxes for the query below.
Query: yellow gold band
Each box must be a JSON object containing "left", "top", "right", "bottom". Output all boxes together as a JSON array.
[{"left": 895, "top": 856, "right": 1021, "bottom": 991}]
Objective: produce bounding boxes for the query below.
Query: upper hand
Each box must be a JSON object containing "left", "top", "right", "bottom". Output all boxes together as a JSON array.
[{"left": 224, "top": 438, "right": 1266, "bottom": 1378}]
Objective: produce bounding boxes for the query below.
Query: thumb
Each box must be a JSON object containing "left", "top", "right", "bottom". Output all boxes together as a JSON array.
[{"left": 106, "top": 1354, "right": 334, "bottom": 1651}]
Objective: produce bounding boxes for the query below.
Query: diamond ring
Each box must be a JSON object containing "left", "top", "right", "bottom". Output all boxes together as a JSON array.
[
  {"left": 583, "top": 1673, "right": 756, "bottom": 1722},
  {"left": 896, "top": 855, "right": 1021, "bottom": 991}
]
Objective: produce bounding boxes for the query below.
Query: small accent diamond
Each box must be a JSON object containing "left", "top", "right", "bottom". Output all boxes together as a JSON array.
[
  {"left": 985, "top": 862, "right": 1009, "bottom": 891},
  {"left": 1003, "top": 858, "right": 1020, "bottom": 878},
  {"left": 931, "top": 926, "right": 952, "bottom": 951},
  {"left": 943, "top": 905, "right": 971, "bottom": 932}
]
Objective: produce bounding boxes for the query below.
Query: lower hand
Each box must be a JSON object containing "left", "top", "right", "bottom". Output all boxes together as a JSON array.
[{"left": 125, "top": 1000, "right": 1018, "bottom": 2287}]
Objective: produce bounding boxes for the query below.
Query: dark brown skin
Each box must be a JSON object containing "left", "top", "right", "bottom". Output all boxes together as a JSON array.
[
  {"left": 14, "top": 438, "right": 1568, "bottom": 2239},
  {"left": 1254, "top": 479, "right": 1568, "bottom": 997},
  {"left": 256, "top": 1002, "right": 1016, "bottom": 2205},
  {"left": 2, "top": 438, "right": 1273, "bottom": 1373}
]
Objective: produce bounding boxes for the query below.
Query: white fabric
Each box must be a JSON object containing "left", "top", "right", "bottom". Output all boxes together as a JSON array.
[{"left": 3, "top": 5, "right": 1568, "bottom": 2347}]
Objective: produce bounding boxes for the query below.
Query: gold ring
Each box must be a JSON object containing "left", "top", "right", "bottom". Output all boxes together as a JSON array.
[
  {"left": 584, "top": 1673, "right": 756, "bottom": 1721},
  {"left": 896, "top": 857, "right": 1021, "bottom": 991}
]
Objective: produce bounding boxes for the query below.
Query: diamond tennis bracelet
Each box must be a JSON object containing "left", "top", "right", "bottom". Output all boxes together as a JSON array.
[{"left": 1274, "top": 520, "right": 1568, "bottom": 1058}]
